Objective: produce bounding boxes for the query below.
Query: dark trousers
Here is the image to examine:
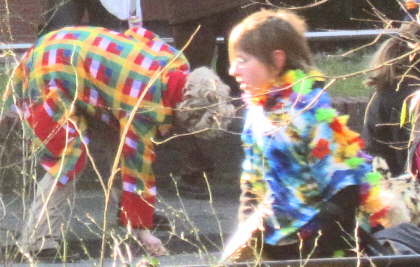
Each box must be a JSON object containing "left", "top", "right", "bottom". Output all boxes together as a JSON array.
[
  {"left": 177, "top": 134, "right": 215, "bottom": 185},
  {"left": 255, "top": 186, "right": 361, "bottom": 261},
  {"left": 39, "top": 0, "right": 127, "bottom": 36},
  {"left": 171, "top": 7, "right": 256, "bottom": 183},
  {"left": 171, "top": 7, "right": 258, "bottom": 96}
]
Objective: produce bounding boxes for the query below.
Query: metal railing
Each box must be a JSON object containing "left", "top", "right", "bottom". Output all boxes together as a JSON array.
[
  {"left": 0, "top": 29, "right": 398, "bottom": 51},
  {"left": 214, "top": 254, "right": 420, "bottom": 267}
]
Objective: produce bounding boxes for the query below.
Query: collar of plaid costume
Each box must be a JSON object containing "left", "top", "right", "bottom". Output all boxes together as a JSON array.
[
  {"left": 240, "top": 69, "right": 390, "bottom": 245},
  {"left": 165, "top": 71, "right": 187, "bottom": 108}
]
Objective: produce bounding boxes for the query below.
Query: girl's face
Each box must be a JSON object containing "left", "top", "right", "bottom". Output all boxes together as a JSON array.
[{"left": 229, "top": 49, "right": 278, "bottom": 96}]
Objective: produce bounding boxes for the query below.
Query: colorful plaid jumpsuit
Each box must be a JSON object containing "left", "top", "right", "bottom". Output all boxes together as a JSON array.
[{"left": 4, "top": 26, "right": 189, "bottom": 229}]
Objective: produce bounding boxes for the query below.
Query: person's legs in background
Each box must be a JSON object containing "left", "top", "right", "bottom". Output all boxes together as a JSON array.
[
  {"left": 170, "top": 7, "right": 256, "bottom": 198},
  {"left": 170, "top": 17, "right": 219, "bottom": 199},
  {"left": 176, "top": 135, "right": 215, "bottom": 199},
  {"left": 172, "top": 17, "right": 217, "bottom": 69},
  {"left": 84, "top": 0, "right": 128, "bottom": 32},
  {"left": 18, "top": 173, "right": 77, "bottom": 257},
  {"left": 39, "top": 0, "right": 85, "bottom": 36},
  {"left": 39, "top": 0, "right": 128, "bottom": 37},
  {"left": 171, "top": 8, "right": 246, "bottom": 95},
  {"left": 214, "top": 11, "right": 243, "bottom": 98}
]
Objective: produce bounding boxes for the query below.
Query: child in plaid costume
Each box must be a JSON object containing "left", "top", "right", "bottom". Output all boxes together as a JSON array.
[{"left": 3, "top": 26, "right": 233, "bottom": 257}]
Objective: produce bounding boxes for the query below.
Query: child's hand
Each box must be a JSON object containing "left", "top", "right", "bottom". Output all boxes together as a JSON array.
[
  {"left": 238, "top": 182, "right": 258, "bottom": 223},
  {"left": 134, "top": 229, "right": 168, "bottom": 257}
]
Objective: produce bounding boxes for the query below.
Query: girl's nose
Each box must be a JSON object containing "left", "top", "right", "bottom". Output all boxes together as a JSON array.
[{"left": 229, "top": 61, "right": 238, "bottom": 77}]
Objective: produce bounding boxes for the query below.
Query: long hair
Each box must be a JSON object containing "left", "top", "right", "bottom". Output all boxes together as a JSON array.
[
  {"left": 175, "top": 67, "right": 235, "bottom": 139},
  {"left": 365, "top": 25, "right": 420, "bottom": 91}
]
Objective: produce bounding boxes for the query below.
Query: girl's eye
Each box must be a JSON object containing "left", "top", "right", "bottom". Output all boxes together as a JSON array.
[{"left": 234, "top": 58, "right": 248, "bottom": 65}]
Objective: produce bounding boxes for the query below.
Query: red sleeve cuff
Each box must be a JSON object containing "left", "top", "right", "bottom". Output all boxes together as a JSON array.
[
  {"left": 119, "top": 191, "right": 155, "bottom": 229},
  {"left": 164, "top": 71, "right": 187, "bottom": 108}
]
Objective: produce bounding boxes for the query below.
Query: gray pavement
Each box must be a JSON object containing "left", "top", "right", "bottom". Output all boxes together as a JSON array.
[
  {"left": 0, "top": 179, "right": 242, "bottom": 266},
  {"left": 0, "top": 106, "right": 246, "bottom": 266}
]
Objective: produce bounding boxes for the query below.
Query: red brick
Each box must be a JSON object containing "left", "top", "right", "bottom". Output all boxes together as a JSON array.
[{"left": 0, "top": 0, "right": 47, "bottom": 44}]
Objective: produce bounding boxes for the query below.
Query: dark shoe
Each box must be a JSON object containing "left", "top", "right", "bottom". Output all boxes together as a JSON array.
[
  {"left": 177, "top": 178, "right": 210, "bottom": 200},
  {"left": 153, "top": 213, "right": 171, "bottom": 231},
  {"left": 1, "top": 245, "right": 81, "bottom": 264},
  {"left": 31, "top": 247, "right": 81, "bottom": 263},
  {"left": 0, "top": 244, "right": 20, "bottom": 263}
]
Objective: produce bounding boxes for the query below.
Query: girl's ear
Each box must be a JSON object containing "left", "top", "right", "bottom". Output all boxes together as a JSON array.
[{"left": 272, "top": 50, "right": 286, "bottom": 70}]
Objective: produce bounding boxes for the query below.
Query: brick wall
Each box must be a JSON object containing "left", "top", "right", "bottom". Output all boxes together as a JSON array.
[{"left": 0, "top": 0, "right": 47, "bottom": 44}]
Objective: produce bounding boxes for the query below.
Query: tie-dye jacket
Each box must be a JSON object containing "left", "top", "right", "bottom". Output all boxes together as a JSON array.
[{"left": 240, "top": 69, "right": 384, "bottom": 245}]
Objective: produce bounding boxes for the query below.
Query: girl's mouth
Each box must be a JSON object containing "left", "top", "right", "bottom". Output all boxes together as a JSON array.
[{"left": 239, "top": 83, "right": 248, "bottom": 90}]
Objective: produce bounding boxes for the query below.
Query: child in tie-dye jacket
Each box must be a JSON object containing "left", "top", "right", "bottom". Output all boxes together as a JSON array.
[{"left": 227, "top": 9, "right": 391, "bottom": 260}]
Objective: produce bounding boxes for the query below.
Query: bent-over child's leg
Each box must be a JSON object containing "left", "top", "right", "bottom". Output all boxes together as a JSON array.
[{"left": 18, "top": 172, "right": 76, "bottom": 253}]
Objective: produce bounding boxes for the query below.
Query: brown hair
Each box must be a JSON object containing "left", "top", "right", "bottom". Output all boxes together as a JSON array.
[
  {"left": 365, "top": 24, "right": 420, "bottom": 91},
  {"left": 229, "top": 9, "right": 314, "bottom": 76}
]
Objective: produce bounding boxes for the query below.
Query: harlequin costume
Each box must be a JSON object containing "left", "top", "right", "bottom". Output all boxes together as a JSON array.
[
  {"left": 239, "top": 69, "right": 388, "bottom": 257},
  {"left": 3, "top": 26, "right": 189, "bottom": 230}
]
